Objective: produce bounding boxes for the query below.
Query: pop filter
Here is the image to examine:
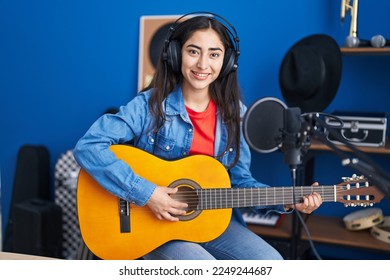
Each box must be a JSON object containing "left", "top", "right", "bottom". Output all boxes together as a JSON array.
[{"left": 243, "top": 97, "right": 287, "bottom": 153}]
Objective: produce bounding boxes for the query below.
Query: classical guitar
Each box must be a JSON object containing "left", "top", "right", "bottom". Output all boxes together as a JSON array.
[{"left": 77, "top": 145, "right": 384, "bottom": 260}]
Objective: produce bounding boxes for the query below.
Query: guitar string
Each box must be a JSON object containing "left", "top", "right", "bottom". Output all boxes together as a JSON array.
[{"left": 126, "top": 185, "right": 375, "bottom": 212}]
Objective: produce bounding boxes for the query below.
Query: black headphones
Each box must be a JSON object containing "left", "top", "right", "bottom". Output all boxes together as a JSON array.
[{"left": 162, "top": 12, "right": 240, "bottom": 78}]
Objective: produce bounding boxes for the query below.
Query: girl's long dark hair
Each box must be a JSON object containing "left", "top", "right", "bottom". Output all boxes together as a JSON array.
[{"left": 142, "top": 15, "right": 242, "bottom": 167}]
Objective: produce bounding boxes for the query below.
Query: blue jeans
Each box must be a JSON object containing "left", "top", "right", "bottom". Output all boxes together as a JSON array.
[{"left": 143, "top": 216, "right": 284, "bottom": 260}]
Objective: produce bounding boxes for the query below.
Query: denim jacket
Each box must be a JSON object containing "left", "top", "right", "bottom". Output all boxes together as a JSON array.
[{"left": 73, "top": 86, "right": 286, "bottom": 219}]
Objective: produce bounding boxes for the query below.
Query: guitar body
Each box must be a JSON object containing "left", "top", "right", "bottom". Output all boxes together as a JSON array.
[{"left": 77, "top": 145, "right": 232, "bottom": 260}]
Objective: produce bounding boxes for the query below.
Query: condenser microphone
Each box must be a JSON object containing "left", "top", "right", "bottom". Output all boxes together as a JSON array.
[
  {"left": 281, "top": 107, "right": 303, "bottom": 170},
  {"left": 370, "top": 34, "right": 390, "bottom": 48},
  {"left": 344, "top": 36, "right": 370, "bottom": 48}
]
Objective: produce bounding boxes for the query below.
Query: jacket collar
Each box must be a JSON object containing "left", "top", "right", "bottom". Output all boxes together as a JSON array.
[{"left": 164, "top": 86, "right": 186, "bottom": 116}]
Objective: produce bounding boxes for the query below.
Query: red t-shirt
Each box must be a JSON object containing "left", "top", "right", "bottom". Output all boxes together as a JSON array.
[{"left": 185, "top": 100, "right": 216, "bottom": 157}]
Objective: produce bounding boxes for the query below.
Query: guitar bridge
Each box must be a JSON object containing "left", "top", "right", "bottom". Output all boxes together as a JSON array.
[{"left": 119, "top": 198, "right": 130, "bottom": 233}]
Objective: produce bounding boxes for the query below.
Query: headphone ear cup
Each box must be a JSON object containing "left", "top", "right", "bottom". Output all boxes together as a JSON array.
[
  {"left": 219, "top": 47, "right": 237, "bottom": 78},
  {"left": 166, "top": 39, "right": 181, "bottom": 72}
]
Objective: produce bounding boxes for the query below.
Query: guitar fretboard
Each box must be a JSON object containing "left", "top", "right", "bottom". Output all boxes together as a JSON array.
[{"left": 195, "top": 186, "right": 337, "bottom": 210}]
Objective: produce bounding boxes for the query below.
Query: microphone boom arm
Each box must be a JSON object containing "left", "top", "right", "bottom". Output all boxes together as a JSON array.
[{"left": 305, "top": 113, "right": 390, "bottom": 199}]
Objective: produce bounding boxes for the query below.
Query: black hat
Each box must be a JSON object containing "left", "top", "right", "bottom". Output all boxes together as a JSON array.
[{"left": 279, "top": 34, "right": 342, "bottom": 113}]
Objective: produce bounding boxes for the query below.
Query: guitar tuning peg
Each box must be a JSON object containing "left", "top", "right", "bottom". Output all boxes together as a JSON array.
[
  {"left": 342, "top": 176, "right": 354, "bottom": 182},
  {"left": 344, "top": 203, "right": 356, "bottom": 207},
  {"left": 342, "top": 174, "right": 366, "bottom": 182},
  {"left": 354, "top": 174, "right": 365, "bottom": 181},
  {"left": 342, "top": 177, "right": 350, "bottom": 182}
]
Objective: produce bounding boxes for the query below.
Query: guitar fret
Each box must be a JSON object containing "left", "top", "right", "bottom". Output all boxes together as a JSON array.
[
  {"left": 202, "top": 189, "right": 204, "bottom": 210},
  {"left": 230, "top": 189, "right": 237, "bottom": 207},
  {"left": 224, "top": 189, "right": 227, "bottom": 208},
  {"left": 239, "top": 189, "right": 242, "bottom": 208},
  {"left": 237, "top": 188, "right": 239, "bottom": 208},
  {"left": 215, "top": 189, "right": 218, "bottom": 209},
  {"left": 204, "top": 189, "right": 207, "bottom": 210},
  {"left": 218, "top": 189, "right": 222, "bottom": 209},
  {"left": 217, "top": 189, "right": 219, "bottom": 209},
  {"left": 273, "top": 188, "right": 276, "bottom": 206},
  {"left": 198, "top": 189, "right": 202, "bottom": 210},
  {"left": 241, "top": 189, "right": 244, "bottom": 208},
  {"left": 214, "top": 189, "right": 216, "bottom": 209},
  {"left": 236, "top": 189, "right": 238, "bottom": 208},
  {"left": 250, "top": 188, "right": 253, "bottom": 206}
]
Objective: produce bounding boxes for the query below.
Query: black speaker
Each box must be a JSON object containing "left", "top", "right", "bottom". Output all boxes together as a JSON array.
[
  {"left": 12, "top": 198, "right": 63, "bottom": 258},
  {"left": 162, "top": 12, "right": 240, "bottom": 78}
]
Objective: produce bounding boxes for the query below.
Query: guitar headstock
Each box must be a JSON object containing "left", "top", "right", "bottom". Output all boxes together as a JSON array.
[{"left": 336, "top": 174, "right": 384, "bottom": 207}]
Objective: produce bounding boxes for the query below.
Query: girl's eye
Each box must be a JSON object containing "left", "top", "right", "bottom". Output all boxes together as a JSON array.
[
  {"left": 188, "top": 49, "right": 199, "bottom": 55},
  {"left": 210, "top": 53, "right": 220, "bottom": 59}
]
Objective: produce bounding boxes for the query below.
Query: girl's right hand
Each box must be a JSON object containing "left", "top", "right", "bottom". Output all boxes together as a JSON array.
[{"left": 146, "top": 186, "right": 188, "bottom": 221}]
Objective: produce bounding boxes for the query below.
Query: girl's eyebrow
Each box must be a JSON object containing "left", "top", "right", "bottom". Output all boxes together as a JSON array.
[{"left": 186, "top": 44, "right": 223, "bottom": 52}]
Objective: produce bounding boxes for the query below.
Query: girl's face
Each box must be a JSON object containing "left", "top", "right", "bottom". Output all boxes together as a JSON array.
[{"left": 181, "top": 28, "right": 225, "bottom": 94}]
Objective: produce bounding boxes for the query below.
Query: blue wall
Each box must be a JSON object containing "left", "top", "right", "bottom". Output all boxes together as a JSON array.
[{"left": 1, "top": 1, "right": 390, "bottom": 258}]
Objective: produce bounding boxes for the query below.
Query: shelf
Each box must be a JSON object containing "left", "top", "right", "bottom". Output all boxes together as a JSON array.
[
  {"left": 302, "top": 215, "right": 390, "bottom": 252},
  {"left": 309, "top": 138, "right": 390, "bottom": 155},
  {"left": 341, "top": 47, "right": 390, "bottom": 55},
  {"left": 247, "top": 215, "right": 390, "bottom": 254}
]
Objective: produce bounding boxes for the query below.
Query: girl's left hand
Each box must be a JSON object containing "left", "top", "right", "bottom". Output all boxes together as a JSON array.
[{"left": 285, "top": 182, "right": 323, "bottom": 214}]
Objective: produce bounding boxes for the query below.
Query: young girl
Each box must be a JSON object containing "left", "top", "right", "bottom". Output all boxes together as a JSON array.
[{"left": 74, "top": 13, "right": 322, "bottom": 260}]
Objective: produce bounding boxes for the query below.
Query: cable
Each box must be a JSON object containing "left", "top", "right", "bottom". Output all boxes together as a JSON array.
[{"left": 295, "top": 210, "right": 322, "bottom": 260}]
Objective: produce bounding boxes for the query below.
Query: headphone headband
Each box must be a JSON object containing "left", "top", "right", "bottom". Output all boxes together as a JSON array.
[
  {"left": 162, "top": 12, "right": 240, "bottom": 77},
  {"left": 169, "top": 12, "right": 239, "bottom": 47}
]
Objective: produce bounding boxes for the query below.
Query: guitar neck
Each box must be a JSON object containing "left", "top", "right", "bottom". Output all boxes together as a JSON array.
[{"left": 195, "top": 185, "right": 337, "bottom": 210}]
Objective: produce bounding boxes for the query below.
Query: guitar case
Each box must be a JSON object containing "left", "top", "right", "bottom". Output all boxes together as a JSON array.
[
  {"left": 54, "top": 149, "right": 94, "bottom": 259},
  {"left": 3, "top": 145, "right": 63, "bottom": 258}
]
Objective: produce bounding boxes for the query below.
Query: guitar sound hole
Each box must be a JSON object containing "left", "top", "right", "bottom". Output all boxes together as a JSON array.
[
  {"left": 169, "top": 178, "right": 201, "bottom": 221},
  {"left": 174, "top": 186, "right": 199, "bottom": 212}
]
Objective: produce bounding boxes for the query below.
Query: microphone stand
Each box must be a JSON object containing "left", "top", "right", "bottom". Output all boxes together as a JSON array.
[{"left": 280, "top": 108, "right": 311, "bottom": 259}]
